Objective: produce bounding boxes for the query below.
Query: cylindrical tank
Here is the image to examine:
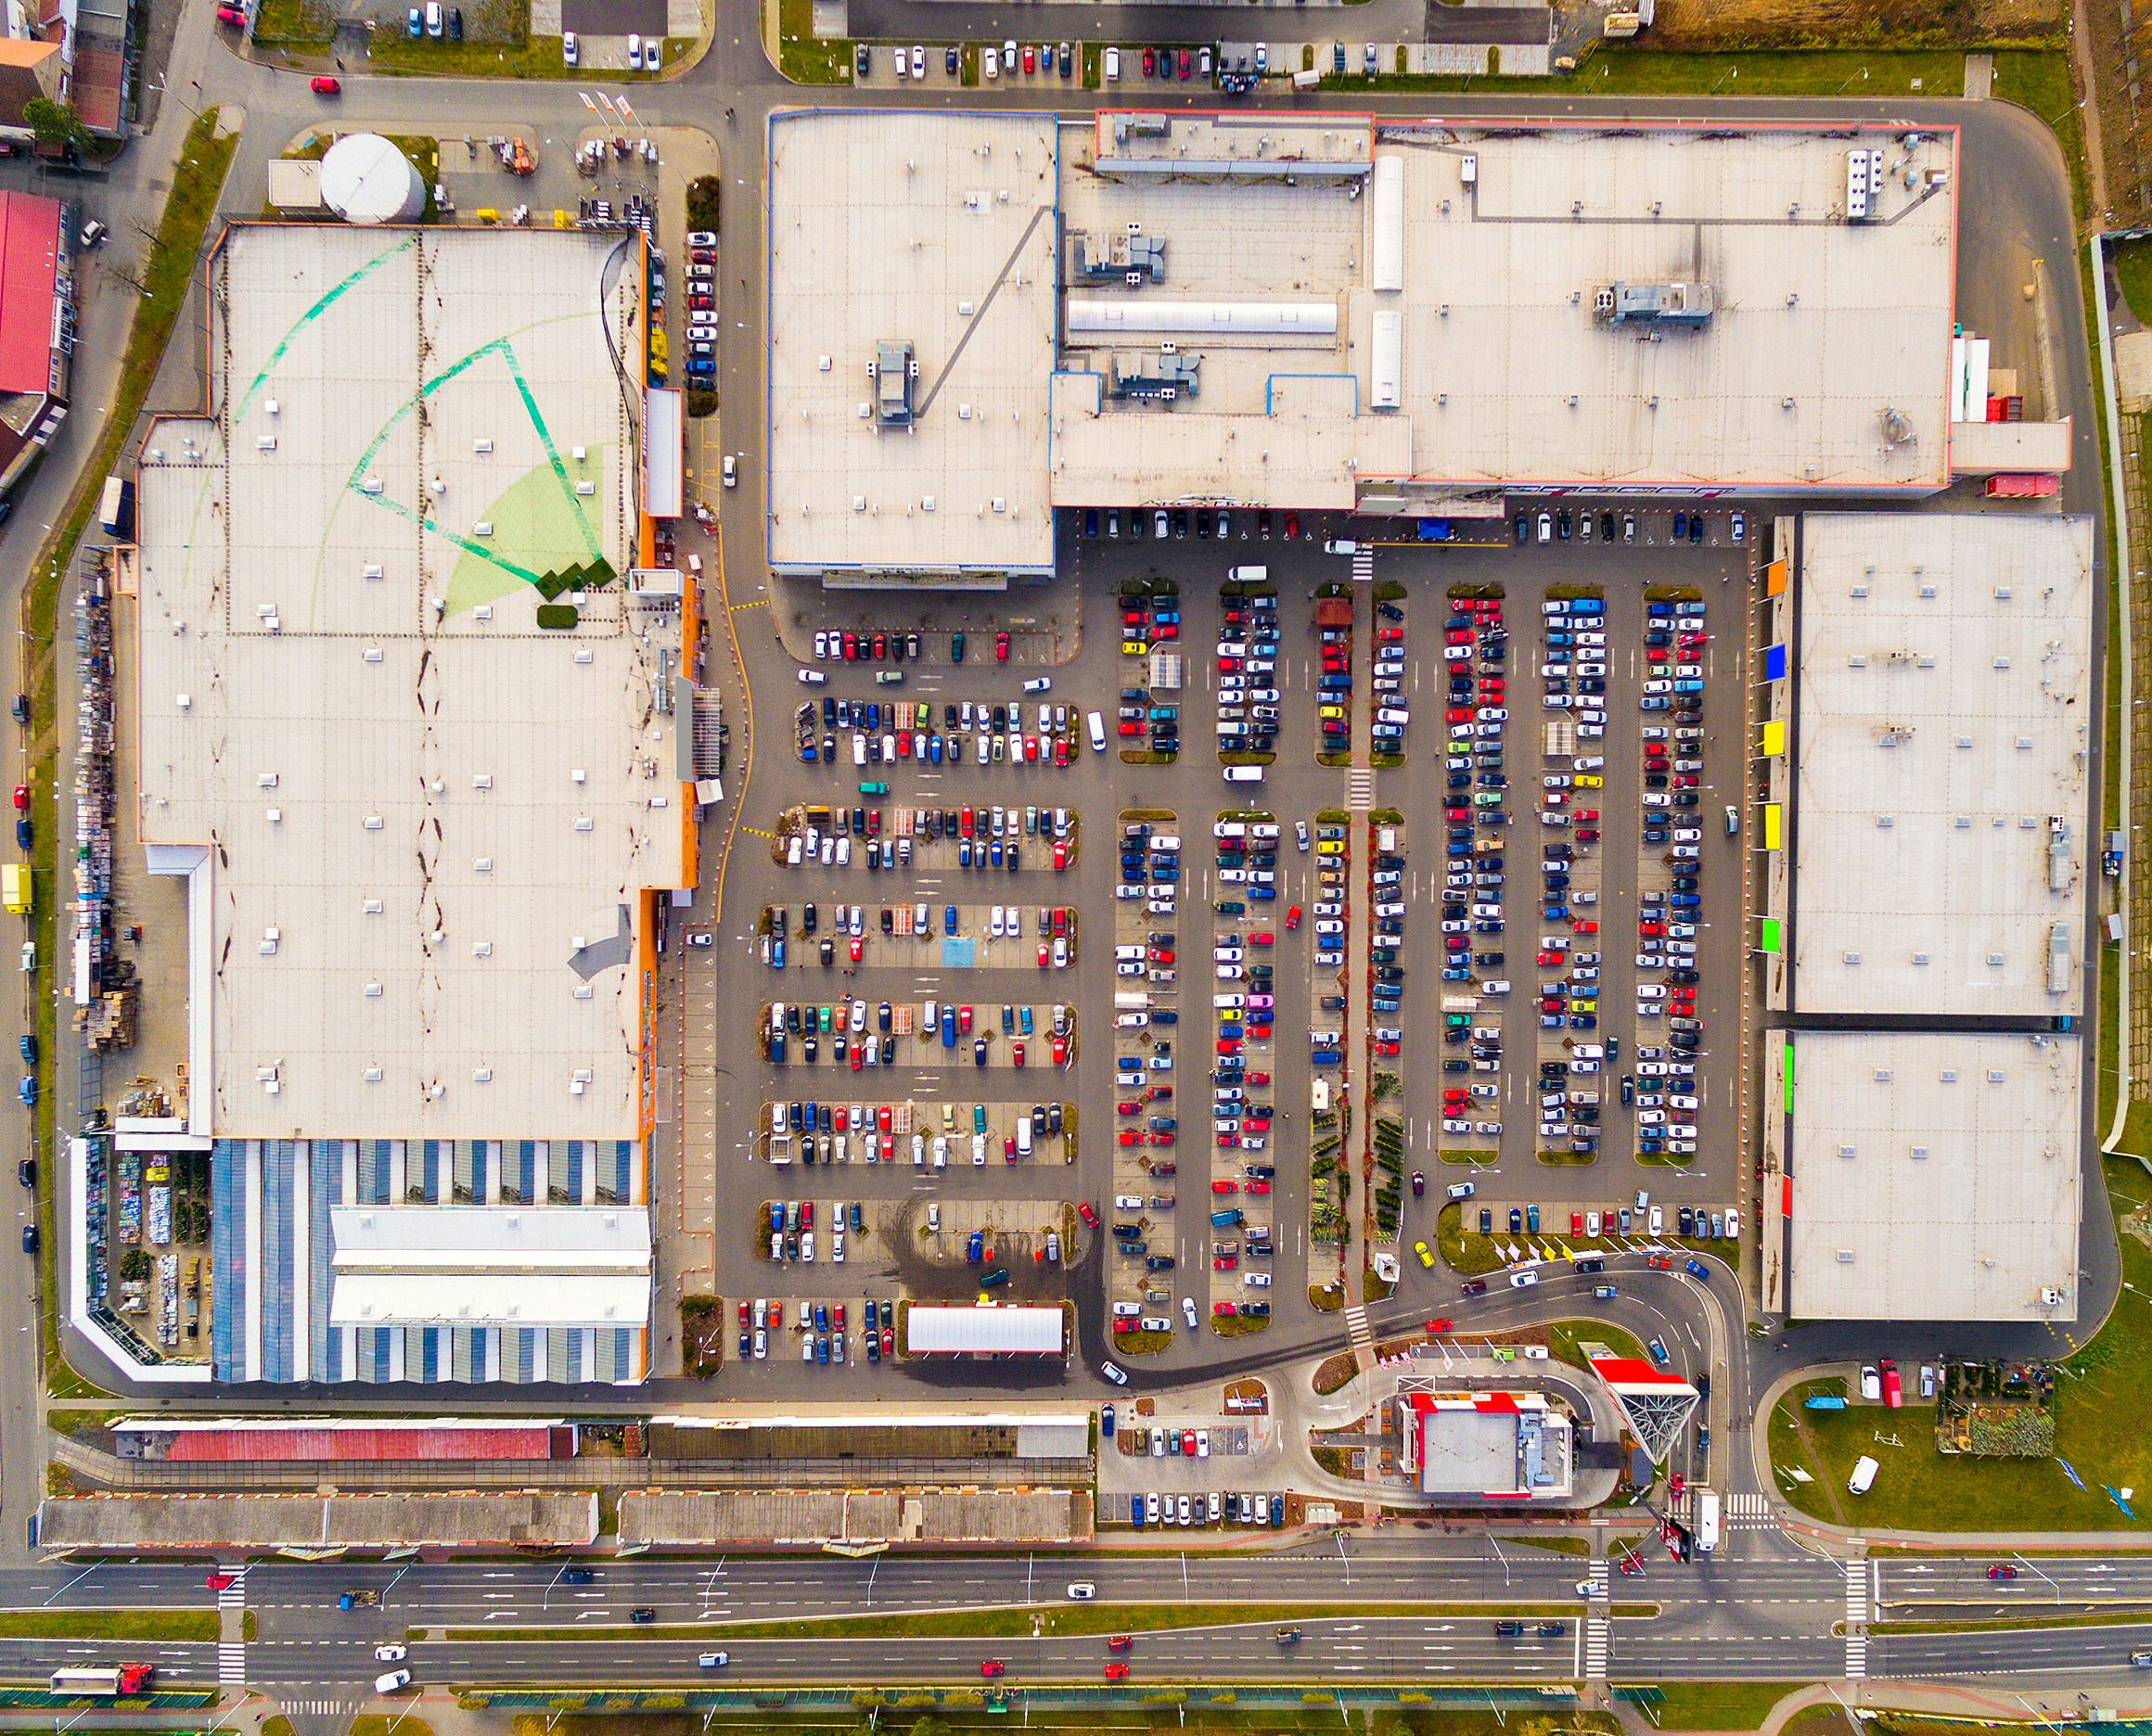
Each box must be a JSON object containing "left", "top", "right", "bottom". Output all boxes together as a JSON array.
[{"left": 319, "top": 134, "right": 426, "bottom": 225}]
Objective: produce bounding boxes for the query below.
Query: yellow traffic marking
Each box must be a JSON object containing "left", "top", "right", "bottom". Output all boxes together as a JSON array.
[
  {"left": 729, "top": 598, "right": 767, "bottom": 612},
  {"left": 740, "top": 827, "right": 775, "bottom": 840}
]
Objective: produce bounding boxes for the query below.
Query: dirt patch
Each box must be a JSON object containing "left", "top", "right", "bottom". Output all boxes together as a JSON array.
[
  {"left": 1313, "top": 1352, "right": 1358, "bottom": 1396},
  {"left": 1644, "top": 0, "right": 2059, "bottom": 48},
  {"left": 1223, "top": 1376, "right": 1269, "bottom": 1413}
]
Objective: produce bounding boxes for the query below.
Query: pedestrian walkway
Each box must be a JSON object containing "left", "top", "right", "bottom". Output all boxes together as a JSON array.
[
  {"left": 1348, "top": 767, "right": 1373, "bottom": 809},
  {"left": 1583, "top": 1556, "right": 1610, "bottom": 1679},
  {"left": 1351, "top": 546, "right": 1374, "bottom": 585},
  {"left": 1344, "top": 1302, "right": 1374, "bottom": 1357},
  {"left": 1726, "top": 1490, "right": 1774, "bottom": 1529},
  {"left": 283, "top": 1703, "right": 351, "bottom": 1717},
  {"left": 1843, "top": 1559, "right": 1870, "bottom": 1679},
  {"left": 216, "top": 1564, "right": 247, "bottom": 1685}
]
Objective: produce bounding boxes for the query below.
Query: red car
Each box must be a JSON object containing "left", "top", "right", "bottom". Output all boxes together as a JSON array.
[
  {"left": 1286, "top": 906, "right": 1301, "bottom": 929},
  {"left": 1570, "top": 1212, "right": 1584, "bottom": 1235},
  {"left": 1141, "top": 45, "right": 1155, "bottom": 73},
  {"left": 1284, "top": 512, "right": 1300, "bottom": 539},
  {"left": 1986, "top": 1564, "right": 2018, "bottom": 1581},
  {"left": 1247, "top": 1179, "right": 1271, "bottom": 1194},
  {"left": 1647, "top": 1254, "right": 1673, "bottom": 1270},
  {"left": 1118, "top": 1101, "right": 1141, "bottom": 1117},
  {"left": 309, "top": 74, "right": 341, "bottom": 93},
  {"left": 1105, "top": 1665, "right": 1130, "bottom": 1681},
  {"left": 1108, "top": 1636, "right": 1133, "bottom": 1653},
  {"left": 1078, "top": 1201, "right": 1098, "bottom": 1228},
  {"left": 995, "top": 632, "right": 1010, "bottom": 662},
  {"left": 981, "top": 1661, "right": 1006, "bottom": 1679},
  {"left": 1425, "top": 1317, "right": 1453, "bottom": 1334},
  {"left": 1211, "top": 1180, "right": 1236, "bottom": 1194},
  {"left": 842, "top": 632, "right": 859, "bottom": 660},
  {"left": 1118, "top": 1130, "right": 1140, "bottom": 1146},
  {"left": 205, "top": 1572, "right": 237, "bottom": 1591}
]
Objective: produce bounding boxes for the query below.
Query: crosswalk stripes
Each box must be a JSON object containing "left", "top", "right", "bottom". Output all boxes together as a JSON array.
[
  {"left": 1348, "top": 767, "right": 1374, "bottom": 809},
  {"left": 1343, "top": 1303, "right": 1373, "bottom": 1355},
  {"left": 1725, "top": 1491, "right": 1775, "bottom": 1529},
  {"left": 1583, "top": 1557, "right": 1610, "bottom": 1679},
  {"left": 217, "top": 1643, "right": 247, "bottom": 1685},
  {"left": 1351, "top": 547, "right": 1374, "bottom": 585},
  {"left": 284, "top": 1703, "right": 351, "bottom": 1717},
  {"left": 1843, "top": 1561, "right": 1868, "bottom": 1679},
  {"left": 214, "top": 1564, "right": 249, "bottom": 1610}
]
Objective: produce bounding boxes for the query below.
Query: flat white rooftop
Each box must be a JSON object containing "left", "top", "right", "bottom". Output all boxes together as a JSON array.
[
  {"left": 328, "top": 1205, "right": 652, "bottom": 1331},
  {"left": 766, "top": 110, "right": 1058, "bottom": 580},
  {"left": 1050, "top": 117, "right": 1960, "bottom": 509},
  {"left": 1787, "top": 1029, "right": 2081, "bottom": 1322},
  {"left": 134, "top": 224, "right": 686, "bottom": 1144},
  {"left": 1790, "top": 512, "right": 2093, "bottom": 1016}
]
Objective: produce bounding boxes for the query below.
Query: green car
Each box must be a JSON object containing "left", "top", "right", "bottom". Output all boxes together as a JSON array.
[
  {"left": 972, "top": 1103, "right": 988, "bottom": 1133},
  {"left": 860, "top": 781, "right": 890, "bottom": 796}
]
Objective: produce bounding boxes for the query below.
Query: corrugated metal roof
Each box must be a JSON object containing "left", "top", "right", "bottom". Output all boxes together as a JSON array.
[
  {"left": 907, "top": 1304, "right": 1064, "bottom": 1354},
  {"left": 160, "top": 1425, "right": 557, "bottom": 1462},
  {"left": 0, "top": 192, "right": 57, "bottom": 398}
]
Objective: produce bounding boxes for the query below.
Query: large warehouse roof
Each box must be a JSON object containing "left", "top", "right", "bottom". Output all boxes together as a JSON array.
[
  {"left": 766, "top": 110, "right": 1058, "bottom": 581},
  {"left": 1784, "top": 1029, "right": 2082, "bottom": 1322},
  {"left": 134, "top": 225, "right": 687, "bottom": 1142},
  {"left": 1789, "top": 513, "right": 2093, "bottom": 1016},
  {"left": 906, "top": 1304, "right": 1066, "bottom": 1355}
]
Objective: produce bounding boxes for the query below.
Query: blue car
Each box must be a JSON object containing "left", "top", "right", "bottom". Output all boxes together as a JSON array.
[
  {"left": 406, "top": 4, "right": 421, "bottom": 29},
  {"left": 770, "top": 937, "right": 785, "bottom": 970},
  {"left": 16, "top": 1077, "right": 33, "bottom": 1107},
  {"left": 1685, "top": 1258, "right": 1710, "bottom": 1282},
  {"left": 967, "top": 1230, "right": 984, "bottom": 1264},
  {"left": 944, "top": 905, "right": 959, "bottom": 935}
]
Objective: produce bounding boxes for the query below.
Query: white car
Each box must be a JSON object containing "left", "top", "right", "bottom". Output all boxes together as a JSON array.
[
  {"left": 1104, "top": 45, "right": 1120, "bottom": 78},
  {"left": 1648, "top": 1206, "right": 1664, "bottom": 1235},
  {"left": 1067, "top": 1582, "right": 1096, "bottom": 1600},
  {"left": 1182, "top": 1296, "right": 1198, "bottom": 1329},
  {"left": 983, "top": 45, "right": 999, "bottom": 75},
  {"left": 797, "top": 668, "right": 826, "bottom": 686},
  {"left": 562, "top": 29, "right": 577, "bottom": 62},
  {"left": 374, "top": 1645, "right": 408, "bottom": 1664}
]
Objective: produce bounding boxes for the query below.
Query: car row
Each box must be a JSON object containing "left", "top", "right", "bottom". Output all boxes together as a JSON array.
[
  {"left": 980, "top": 37, "right": 1073, "bottom": 77},
  {"left": 1372, "top": 593, "right": 1409, "bottom": 757},
  {"left": 1210, "top": 811, "right": 1280, "bottom": 1320},
  {"left": 736, "top": 1293, "right": 898, "bottom": 1365},
  {"left": 1633, "top": 598, "right": 1711, "bottom": 1157},
  {"left": 1514, "top": 508, "right": 1747, "bottom": 547},
  {"left": 1110, "top": 811, "right": 1182, "bottom": 1319},
  {"left": 856, "top": 42, "right": 961, "bottom": 78},
  {"left": 1128, "top": 1490, "right": 1287, "bottom": 1528},
  {"left": 1217, "top": 579, "right": 1279, "bottom": 760}
]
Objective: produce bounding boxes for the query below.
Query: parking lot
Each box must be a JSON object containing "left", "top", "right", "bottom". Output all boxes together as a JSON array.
[{"left": 698, "top": 505, "right": 1754, "bottom": 1395}]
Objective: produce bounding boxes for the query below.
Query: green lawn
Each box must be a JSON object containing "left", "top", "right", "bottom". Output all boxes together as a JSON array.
[
  {"left": 1644, "top": 1682, "right": 1803, "bottom": 1730},
  {"left": 1548, "top": 1317, "right": 1646, "bottom": 1368},
  {"left": 365, "top": 32, "right": 692, "bottom": 75},
  {"left": 1771, "top": 1161, "right": 2152, "bottom": 1531},
  {"left": 777, "top": 0, "right": 850, "bottom": 83},
  {"left": 0, "top": 1609, "right": 218, "bottom": 1640}
]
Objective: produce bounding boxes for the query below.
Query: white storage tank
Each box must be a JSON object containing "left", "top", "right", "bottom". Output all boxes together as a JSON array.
[{"left": 320, "top": 134, "right": 427, "bottom": 225}]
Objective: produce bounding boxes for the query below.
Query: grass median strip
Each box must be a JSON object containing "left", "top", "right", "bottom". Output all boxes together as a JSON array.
[
  {"left": 1864, "top": 1610, "right": 2152, "bottom": 1636},
  {"left": 0, "top": 1609, "right": 219, "bottom": 1640},
  {"left": 446, "top": 1601, "right": 1657, "bottom": 1642}
]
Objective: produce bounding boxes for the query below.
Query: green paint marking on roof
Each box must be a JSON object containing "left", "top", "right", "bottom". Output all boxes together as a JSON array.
[
  {"left": 497, "top": 341, "right": 603, "bottom": 565},
  {"left": 233, "top": 236, "right": 417, "bottom": 426}
]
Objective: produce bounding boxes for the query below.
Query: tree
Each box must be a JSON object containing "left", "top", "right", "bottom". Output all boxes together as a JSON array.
[{"left": 21, "top": 96, "right": 89, "bottom": 155}]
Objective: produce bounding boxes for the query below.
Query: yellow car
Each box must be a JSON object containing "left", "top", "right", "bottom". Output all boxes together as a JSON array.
[
  {"left": 1121, "top": 639, "right": 1148, "bottom": 656},
  {"left": 1317, "top": 838, "right": 1345, "bottom": 855},
  {"left": 1318, "top": 705, "right": 1347, "bottom": 721},
  {"left": 1414, "top": 1240, "right": 1435, "bottom": 1269},
  {"left": 1576, "top": 773, "right": 1604, "bottom": 787}
]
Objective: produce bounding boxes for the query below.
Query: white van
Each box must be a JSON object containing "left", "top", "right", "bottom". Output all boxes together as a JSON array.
[
  {"left": 1015, "top": 1118, "right": 1033, "bottom": 1158},
  {"left": 1848, "top": 1455, "right": 1879, "bottom": 1496},
  {"left": 375, "top": 1671, "right": 413, "bottom": 1695},
  {"left": 1087, "top": 710, "right": 1107, "bottom": 752},
  {"left": 1227, "top": 566, "right": 1268, "bottom": 583},
  {"left": 1223, "top": 765, "right": 1265, "bottom": 785}
]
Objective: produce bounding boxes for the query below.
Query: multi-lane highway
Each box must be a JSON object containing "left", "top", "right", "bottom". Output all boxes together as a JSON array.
[{"left": 4, "top": 1547, "right": 2152, "bottom": 1694}]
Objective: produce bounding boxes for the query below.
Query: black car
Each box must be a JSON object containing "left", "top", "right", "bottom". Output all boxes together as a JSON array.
[
  {"left": 447, "top": 5, "right": 461, "bottom": 36},
  {"left": 15, "top": 1158, "right": 31, "bottom": 1188},
  {"left": 630, "top": 1606, "right": 657, "bottom": 1624},
  {"left": 1460, "top": 1277, "right": 1488, "bottom": 1296}
]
